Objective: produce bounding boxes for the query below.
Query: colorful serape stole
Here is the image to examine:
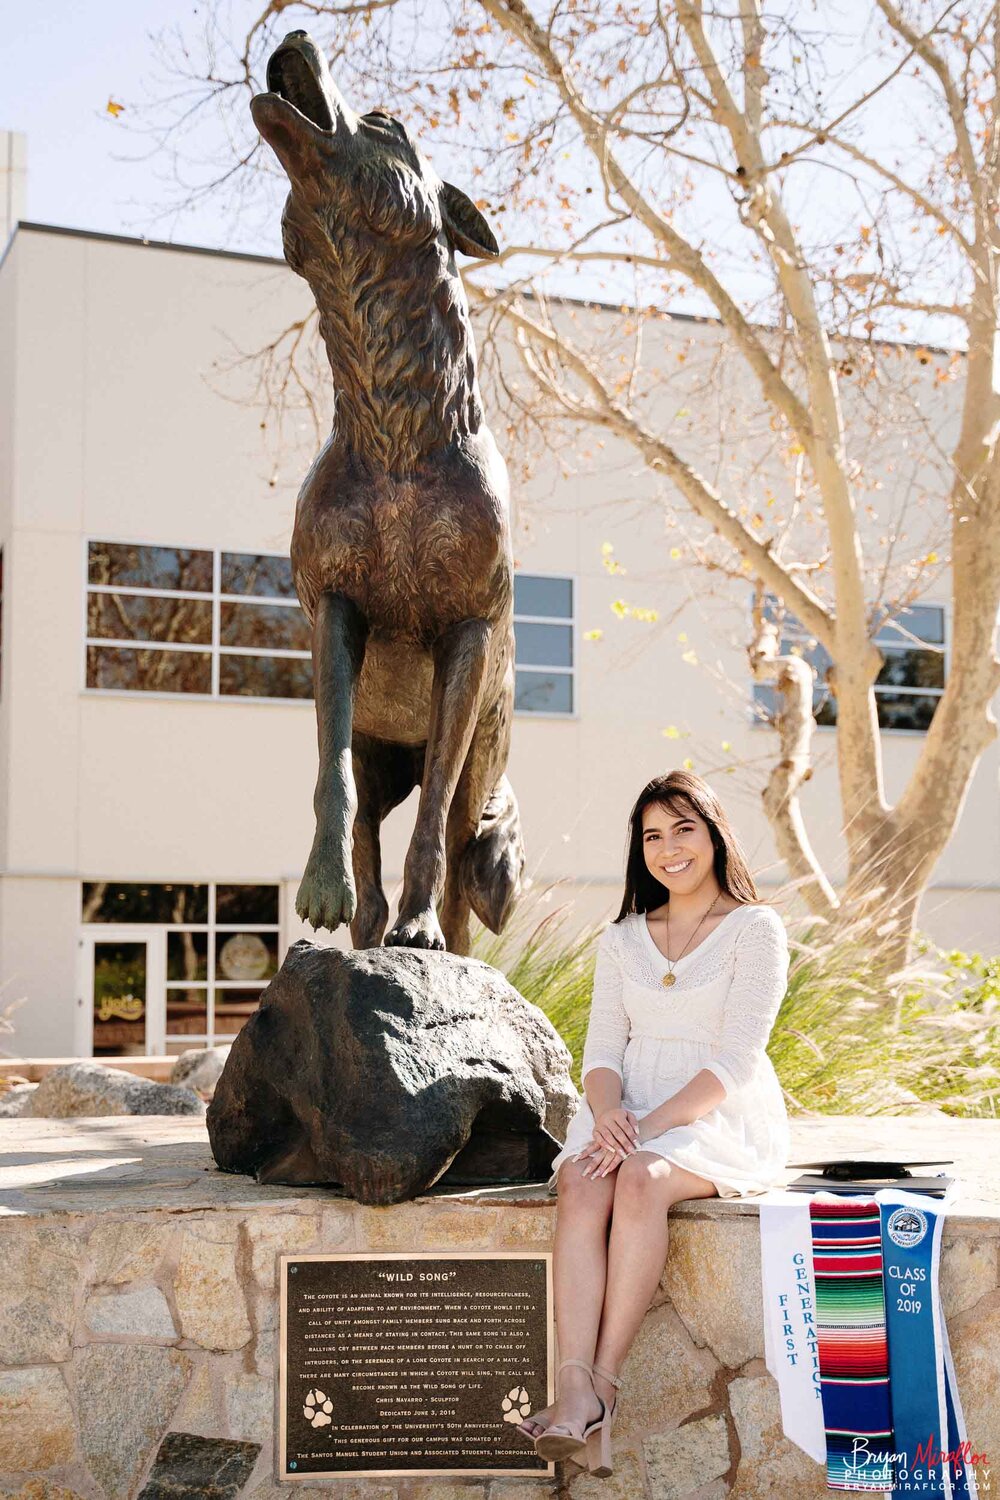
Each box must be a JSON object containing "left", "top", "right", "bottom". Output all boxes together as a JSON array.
[{"left": 809, "top": 1196, "right": 895, "bottom": 1491}]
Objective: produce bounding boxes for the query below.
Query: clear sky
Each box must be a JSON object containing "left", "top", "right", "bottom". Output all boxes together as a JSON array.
[{"left": 1, "top": 0, "right": 275, "bottom": 254}]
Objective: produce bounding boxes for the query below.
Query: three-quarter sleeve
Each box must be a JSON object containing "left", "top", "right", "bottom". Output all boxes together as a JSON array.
[
  {"left": 580, "top": 923, "right": 631, "bottom": 1084},
  {"left": 704, "top": 906, "right": 788, "bottom": 1096}
]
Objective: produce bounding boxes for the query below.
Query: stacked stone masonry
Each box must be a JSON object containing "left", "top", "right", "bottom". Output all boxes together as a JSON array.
[{"left": 1, "top": 1117, "right": 998, "bottom": 1499}]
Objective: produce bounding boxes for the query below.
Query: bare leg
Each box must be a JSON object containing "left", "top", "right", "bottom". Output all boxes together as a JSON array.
[
  {"left": 386, "top": 619, "right": 492, "bottom": 950},
  {"left": 591, "top": 1153, "right": 718, "bottom": 1411},
  {"left": 516, "top": 1159, "right": 615, "bottom": 1441},
  {"left": 296, "top": 592, "right": 368, "bottom": 933}
]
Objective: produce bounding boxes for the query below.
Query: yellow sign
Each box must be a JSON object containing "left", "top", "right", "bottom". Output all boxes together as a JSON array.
[{"left": 95, "top": 993, "right": 144, "bottom": 1022}]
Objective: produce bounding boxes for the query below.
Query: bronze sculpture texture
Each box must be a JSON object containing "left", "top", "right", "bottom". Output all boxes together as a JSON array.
[{"left": 252, "top": 32, "right": 526, "bottom": 954}]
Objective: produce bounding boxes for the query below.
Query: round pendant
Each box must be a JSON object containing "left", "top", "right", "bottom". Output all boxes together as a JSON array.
[{"left": 662, "top": 972, "right": 676, "bottom": 988}]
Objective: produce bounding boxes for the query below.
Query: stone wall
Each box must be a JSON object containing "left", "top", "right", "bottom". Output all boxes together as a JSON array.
[{"left": 2, "top": 1118, "right": 999, "bottom": 1499}]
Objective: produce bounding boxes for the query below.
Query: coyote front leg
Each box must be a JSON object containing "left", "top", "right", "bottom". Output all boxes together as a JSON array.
[
  {"left": 385, "top": 618, "right": 492, "bottom": 950},
  {"left": 296, "top": 591, "right": 368, "bottom": 932}
]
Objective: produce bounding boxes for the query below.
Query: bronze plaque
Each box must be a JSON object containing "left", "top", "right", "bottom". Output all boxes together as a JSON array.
[{"left": 278, "top": 1251, "right": 553, "bottom": 1479}]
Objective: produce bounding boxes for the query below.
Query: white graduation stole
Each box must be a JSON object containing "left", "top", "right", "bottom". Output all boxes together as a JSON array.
[{"left": 759, "top": 1189, "right": 826, "bottom": 1463}]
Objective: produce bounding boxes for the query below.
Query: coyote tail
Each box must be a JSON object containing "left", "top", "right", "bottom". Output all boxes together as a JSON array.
[{"left": 459, "top": 774, "right": 527, "bottom": 934}]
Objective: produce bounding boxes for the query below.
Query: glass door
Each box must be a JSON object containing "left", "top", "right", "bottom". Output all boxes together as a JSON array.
[
  {"left": 78, "top": 883, "right": 281, "bottom": 1055},
  {"left": 79, "top": 927, "right": 166, "bottom": 1056}
]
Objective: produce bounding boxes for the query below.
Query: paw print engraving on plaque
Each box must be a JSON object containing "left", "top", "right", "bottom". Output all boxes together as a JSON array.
[
  {"left": 501, "top": 1385, "right": 532, "bottom": 1423},
  {"left": 303, "top": 1388, "right": 333, "bottom": 1427}
]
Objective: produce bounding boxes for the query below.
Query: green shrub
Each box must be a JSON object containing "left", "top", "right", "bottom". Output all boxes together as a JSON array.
[{"left": 471, "top": 883, "right": 601, "bottom": 1091}]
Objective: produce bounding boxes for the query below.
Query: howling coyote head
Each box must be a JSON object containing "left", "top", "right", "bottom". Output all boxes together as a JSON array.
[
  {"left": 252, "top": 33, "right": 498, "bottom": 275},
  {"left": 251, "top": 32, "right": 501, "bottom": 462}
]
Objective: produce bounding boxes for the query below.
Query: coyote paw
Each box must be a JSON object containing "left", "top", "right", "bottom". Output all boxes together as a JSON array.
[
  {"left": 296, "top": 843, "right": 356, "bottom": 932},
  {"left": 384, "top": 908, "right": 446, "bottom": 951}
]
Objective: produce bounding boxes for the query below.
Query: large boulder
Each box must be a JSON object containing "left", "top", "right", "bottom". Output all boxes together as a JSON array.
[
  {"left": 27, "top": 1062, "right": 206, "bottom": 1118},
  {"left": 207, "top": 940, "right": 577, "bottom": 1204},
  {"left": 170, "top": 1044, "right": 231, "bottom": 1098}
]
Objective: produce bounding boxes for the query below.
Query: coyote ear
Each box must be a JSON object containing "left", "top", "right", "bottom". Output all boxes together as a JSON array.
[{"left": 441, "top": 182, "right": 500, "bottom": 258}]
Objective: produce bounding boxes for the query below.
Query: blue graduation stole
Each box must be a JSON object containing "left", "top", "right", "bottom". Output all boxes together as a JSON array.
[{"left": 879, "top": 1190, "right": 979, "bottom": 1499}]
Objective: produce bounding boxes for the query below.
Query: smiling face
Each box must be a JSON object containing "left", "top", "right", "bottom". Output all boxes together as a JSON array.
[{"left": 641, "top": 799, "right": 720, "bottom": 900}]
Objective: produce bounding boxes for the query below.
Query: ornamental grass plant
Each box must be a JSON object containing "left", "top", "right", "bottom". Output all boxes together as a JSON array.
[
  {"left": 471, "top": 887, "right": 1000, "bottom": 1119},
  {"left": 472, "top": 881, "right": 605, "bottom": 1085}
]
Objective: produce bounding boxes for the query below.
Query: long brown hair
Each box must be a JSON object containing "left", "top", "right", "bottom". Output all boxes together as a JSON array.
[{"left": 614, "top": 770, "right": 759, "bottom": 922}]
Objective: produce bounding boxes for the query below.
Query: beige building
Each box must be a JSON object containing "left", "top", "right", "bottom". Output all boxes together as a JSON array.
[{"left": 0, "top": 218, "right": 996, "bottom": 1059}]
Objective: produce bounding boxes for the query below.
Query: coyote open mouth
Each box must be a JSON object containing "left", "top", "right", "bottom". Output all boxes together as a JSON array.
[{"left": 265, "top": 41, "right": 335, "bottom": 131}]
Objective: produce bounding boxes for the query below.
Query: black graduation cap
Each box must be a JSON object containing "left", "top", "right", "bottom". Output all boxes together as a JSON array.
[
  {"left": 787, "top": 1159, "right": 953, "bottom": 1180},
  {"left": 784, "top": 1158, "right": 955, "bottom": 1196}
]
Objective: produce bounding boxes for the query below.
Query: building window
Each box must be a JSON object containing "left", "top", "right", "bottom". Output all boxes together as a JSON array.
[
  {"left": 82, "top": 881, "right": 281, "bottom": 1054},
  {"left": 752, "top": 596, "right": 946, "bottom": 732},
  {"left": 84, "top": 541, "right": 313, "bottom": 700},
  {"left": 514, "top": 573, "right": 574, "bottom": 714}
]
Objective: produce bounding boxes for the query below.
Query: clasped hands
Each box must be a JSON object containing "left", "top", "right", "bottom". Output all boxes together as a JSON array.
[{"left": 572, "top": 1106, "right": 645, "bottom": 1180}]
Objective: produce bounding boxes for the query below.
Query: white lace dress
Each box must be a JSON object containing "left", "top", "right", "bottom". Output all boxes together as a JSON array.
[{"left": 547, "top": 904, "right": 791, "bottom": 1199}]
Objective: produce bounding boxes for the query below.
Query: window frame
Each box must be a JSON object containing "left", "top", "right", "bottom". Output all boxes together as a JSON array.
[
  {"left": 81, "top": 536, "right": 314, "bottom": 706},
  {"left": 513, "top": 568, "right": 578, "bottom": 720},
  {"left": 78, "top": 879, "right": 283, "bottom": 1054},
  {"left": 82, "top": 543, "right": 581, "bottom": 716},
  {"left": 748, "top": 591, "right": 949, "bottom": 737}
]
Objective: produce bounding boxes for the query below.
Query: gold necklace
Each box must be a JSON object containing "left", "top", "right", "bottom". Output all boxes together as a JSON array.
[{"left": 660, "top": 892, "right": 724, "bottom": 988}]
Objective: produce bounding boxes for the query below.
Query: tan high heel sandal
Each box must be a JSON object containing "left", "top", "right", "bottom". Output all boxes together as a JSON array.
[
  {"left": 586, "top": 1362, "right": 624, "bottom": 1477},
  {"left": 532, "top": 1357, "right": 607, "bottom": 1463}
]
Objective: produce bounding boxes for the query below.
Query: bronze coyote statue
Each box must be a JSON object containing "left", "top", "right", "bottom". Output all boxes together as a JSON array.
[{"left": 252, "top": 33, "right": 525, "bottom": 954}]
